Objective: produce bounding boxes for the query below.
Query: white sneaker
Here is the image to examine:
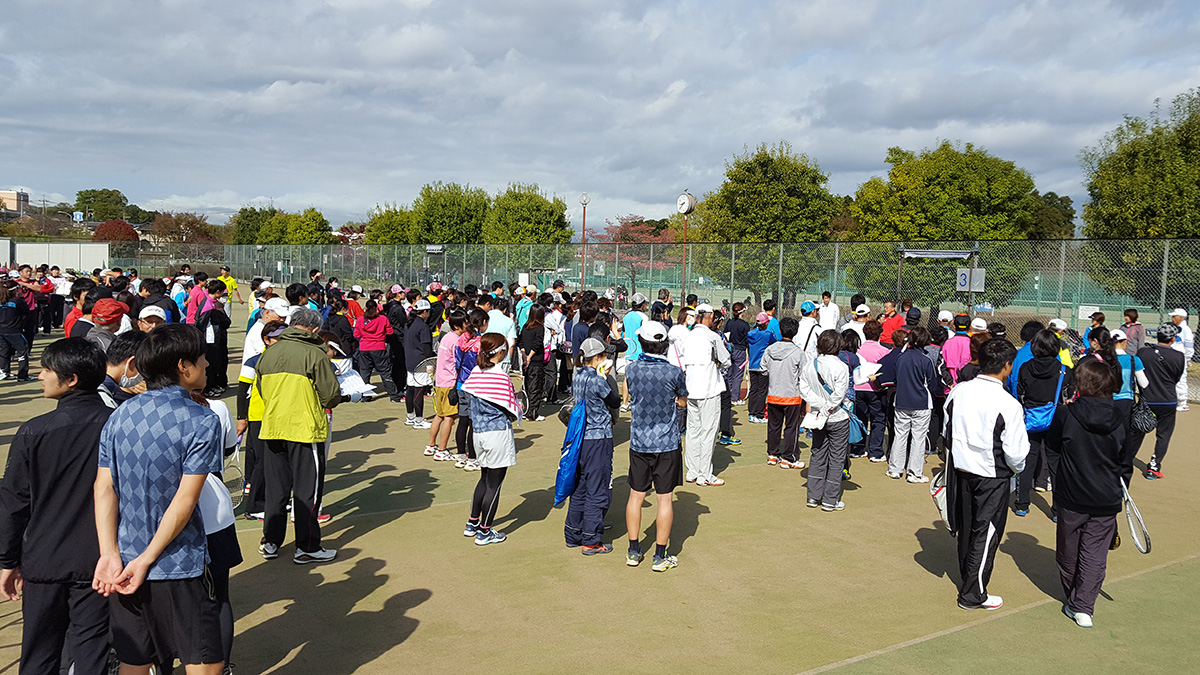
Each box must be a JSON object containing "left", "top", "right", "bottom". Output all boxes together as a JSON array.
[
  {"left": 619, "top": 404, "right": 630, "bottom": 413},
  {"left": 293, "top": 547, "right": 337, "bottom": 565},
  {"left": 454, "top": 454, "right": 468, "bottom": 468},
  {"left": 1063, "top": 603, "right": 1093, "bottom": 627},
  {"left": 412, "top": 418, "right": 432, "bottom": 430},
  {"left": 696, "top": 476, "right": 726, "bottom": 486},
  {"left": 464, "top": 459, "right": 481, "bottom": 471},
  {"left": 959, "top": 594, "right": 1003, "bottom": 610},
  {"left": 1177, "top": 403, "right": 1190, "bottom": 412},
  {"left": 433, "top": 449, "right": 453, "bottom": 461},
  {"left": 907, "top": 474, "right": 930, "bottom": 484},
  {"left": 423, "top": 445, "right": 438, "bottom": 456},
  {"left": 821, "top": 501, "right": 846, "bottom": 512},
  {"left": 404, "top": 417, "right": 416, "bottom": 426}
]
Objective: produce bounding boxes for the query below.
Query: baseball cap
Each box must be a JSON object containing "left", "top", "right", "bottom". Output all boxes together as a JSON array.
[
  {"left": 390, "top": 284, "right": 403, "bottom": 294},
  {"left": 579, "top": 337, "right": 607, "bottom": 358},
  {"left": 1048, "top": 318, "right": 1067, "bottom": 330},
  {"left": 413, "top": 299, "right": 432, "bottom": 311},
  {"left": 6, "top": 270, "right": 18, "bottom": 278},
  {"left": 953, "top": 314, "right": 970, "bottom": 330},
  {"left": 906, "top": 308, "right": 923, "bottom": 325},
  {"left": 1170, "top": 308, "right": 1188, "bottom": 318},
  {"left": 855, "top": 304, "right": 870, "bottom": 316},
  {"left": 138, "top": 306, "right": 167, "bottom": 322},
  {"left": 259, "top": 281, "right": 273, "bottom": 290},
  {"left": 970, "top": 317, "right": 987, "bottom": 331},
  {"left": 631, "top": 292, "right": 648, "bottom": 306},
  {"left": 937, "top": 310, "right": 954, "bottom": 322},
  {"left": 696, "top": 302, "right": 714, "bottom": 314},
  {"left": 525, "top": 285, "right": 538, "bottom": 295},
  {"left": 800, "top": 300, "right": 817, "bottom": 314},
  {"left": 91, "top": 299, "right": 128, "bottom": 325},
  {"left": 351, "top": 284, "right": 363, "bottom": 293},
  {"left": 637, "top": 320, "right": 668, "bottom": 341},
  {"left": 1111, "top": 329, "right": 1128, "bottom": 341},
  {"left": 264, "top": 297, "right": 291, "bottom": 317},
  {"left": 220, "top": 265, "right": 230, "bottom": 272},
  {"left": 428, "top": 282, "right": 442, "bottom": 293},
  {"left": 1158, "top": 323, "right": 1179, "bottom": 340},
  {"left": 553, "top": 279, "right": 565, "bottom": 288},
  {"left": 755, "top": 312, "right": 770, "bottom": 324}
]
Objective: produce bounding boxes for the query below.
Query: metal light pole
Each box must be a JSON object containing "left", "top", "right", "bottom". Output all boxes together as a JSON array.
[
  {"left": 579, "top": 192, "right": 590, "bottom": 291},
  {"left": 677, "top": 191, "right": 696, "bottom": 299}
]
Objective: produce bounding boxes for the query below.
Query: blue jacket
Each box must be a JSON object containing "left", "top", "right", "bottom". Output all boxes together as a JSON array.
[
  {"left": 894, "top": 347, "right": 938, "bottom": 410},
  {"left": 1006, "top": 342, "right": 1034, "bottom": 396},
  {"left": 747, "top": 328, "right": 778, "bottom": 370}
]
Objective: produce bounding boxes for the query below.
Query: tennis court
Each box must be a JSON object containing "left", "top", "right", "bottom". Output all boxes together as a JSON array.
[{"left": 0, "top": 329, "right": 1197, "bottom": 674}]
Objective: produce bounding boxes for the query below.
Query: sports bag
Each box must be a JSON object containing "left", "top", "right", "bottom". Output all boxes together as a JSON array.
[
  {"left": 1024, "top": 366, "right": 1065, "bottom": 433},
  {"left": 553, "top": 399, "right": 586, "bottom": 506}
]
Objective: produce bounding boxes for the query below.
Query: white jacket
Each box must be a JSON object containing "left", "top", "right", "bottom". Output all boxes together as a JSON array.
[
  {"left": 944, "top": 375, "right": 1029, "bottom": 478},
  {"left": 682, "top": 324, "right": 730, "bottom": 399},
  {"left": 796, "top": 354, "right": 849, "bottom": 423}
]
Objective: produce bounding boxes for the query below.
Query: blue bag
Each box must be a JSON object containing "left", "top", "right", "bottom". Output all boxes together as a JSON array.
[
  {"left": 1024, "top": 366, "right": 1065, "bottom": 433},
  {"left": 847, "top": 412, "right": 867, "bottom": 445},
  {"left": 554, "top": 399, "right": 587, "bottom": 506}
]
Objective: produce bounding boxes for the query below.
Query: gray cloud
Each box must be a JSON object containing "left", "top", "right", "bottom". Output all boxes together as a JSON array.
[{"left": 2, "top": 0, "right": 1197, "bottom": 231}]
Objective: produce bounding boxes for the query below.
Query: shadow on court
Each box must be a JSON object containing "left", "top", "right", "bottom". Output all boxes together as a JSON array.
[
  {"left": 913, "top": 521, "right": 959, "bottom": 584},
  {"left": 999, "top": 531, "right": 1061, "bottom": 599},
  {"left": 323, "top": 469, "right": 439, "bottom": 549},
  {"left": 493, "top": 487, "right": 556, "bottom": 534}
]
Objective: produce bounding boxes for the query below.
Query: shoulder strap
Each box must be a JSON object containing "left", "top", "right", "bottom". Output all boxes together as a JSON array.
[
  {"left": 803, "top": 323, "right": 817, "bottom": 350},
  {"left": 1053, "top": 366, "right": 1065, "bottom": 403},
  {"left": 814, "top": 359, "right": 833, "bottom": 395}
]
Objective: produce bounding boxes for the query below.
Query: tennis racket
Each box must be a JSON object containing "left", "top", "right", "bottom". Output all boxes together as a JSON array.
[
  {"left": 412, "top": 356, "right": 438, "bottom": 388},
  {"left": 224, "top": 447, "right": 245, "bottom": 510},
  {"left": 1121, "top": 478, "right": 1150, "bottom": 554}
]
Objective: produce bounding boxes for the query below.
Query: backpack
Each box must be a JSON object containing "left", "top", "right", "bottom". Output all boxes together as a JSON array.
[
  {"left": 554, "top": 399, "right": 586, "bottom": 506},
  {"left": 1024, "top": 366, "right": 1065, "bottom": 432}
]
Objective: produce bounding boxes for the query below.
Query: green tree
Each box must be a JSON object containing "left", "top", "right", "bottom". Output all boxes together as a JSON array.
[
  {"left": 123, "top": 204, "right": 157, "bottom": 225},
  {"left": 285, "top": 208, "right": 337, "bottom": 245},
  {"left": 1029, "top": 191, "right": 1076, "bottom": 239},
  {"left": 845, "top": 142, "right": 1042, "bottom": 307},
  {"left": 75, "top": 188, "right": 128, "bottom": 221},
  {"left": 228, "top": 205, "right": 279, "bottom": 244},
  {"left": 482, "top": 184, "right": 571, "bottom": 244},
  {"left": 411, "top": 182, "right": 490, "bottom": 244},
  {"left": 364, "top": 203, "right": 416, "bottom": 244},
  {"left": 150, "top": 212, "right": 218, "bottom": 244},
  {"left": 256, "top": 212, "right": 293, "bottom": 245},
  {"left": 1080, "top": 90, "right": 1200, "bottom": 311}
]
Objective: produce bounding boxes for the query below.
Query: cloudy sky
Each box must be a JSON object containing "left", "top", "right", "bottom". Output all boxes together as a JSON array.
[{"left": 3, "top": 0, "right": 1198, "bottom": 232}]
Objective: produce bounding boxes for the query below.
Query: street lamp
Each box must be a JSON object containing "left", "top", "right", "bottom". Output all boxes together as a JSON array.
[{"left": 579, "top": 192, "right": 590, "bottom": 291}]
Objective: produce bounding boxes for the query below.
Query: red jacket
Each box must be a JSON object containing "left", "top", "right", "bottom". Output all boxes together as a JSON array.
[
  {"left": 354, "top": 315, "right": 393, "bottom": 351},
  {"left": 881, "top": 313, "right": 905, "bottom": 345}
]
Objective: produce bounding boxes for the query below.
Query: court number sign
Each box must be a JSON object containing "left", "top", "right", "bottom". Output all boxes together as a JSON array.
[{"left": 956, "top": 268, "right": 986, "bottom": 293}]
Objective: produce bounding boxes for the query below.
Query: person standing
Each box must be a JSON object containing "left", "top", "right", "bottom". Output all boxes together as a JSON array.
[
  {"left": 725, "top": 302, "right": 750, "bottom": 405},
  {"left": 0, "top": 338, "right": 114, "bottom": 675},
  {"left": 795, "top": 301, "right": 821, "bottom": 358},
  {"left": 1121, "top": 309, "right": 1145, "bottom": 355},
  {"left": 14, "top": 265, "right": 51, "bottom": 382},
  {"left": 1006, "top": 320, "right": 1046, "bottom": 395},
  {"left": 428, "top": 309, "right": 466, "bottom": 459},
  {"left": 942, "top": 315, "right": 972, "bottom": 383},
  {"left": 195, "top": 280, "right": 231, "bottom": 397},
  {"left": 0, "top": 283, "right": 30, "bottom": 381},
  {"left": 564, "top": 338, "right": 621, "bottom": 554},
  {"left": 817, "top": 292, "right": 840, "bottom": 331},
  {"left": 1047, "top": 359, "right": 1132, "bottom": 628},
  {"left": 1130, "top": 324, "right": 1186, "bottom": 480},
  {"left": 403, "top": 299, "right": 434, "bottom": 429},
  {"left": 216, "top": 266, "right": 243, "bottom": 316},
  {"left": 49, "top": 266, "right": 70, "bottom": 329},
  {"left": 306, "top": 269, "right": 326, "bottom": 308},
  {"left": 856, "top": 321, "right": 890, "bottom": 463},
  {"left": 887, "top": 327, "right": 938, "bottom": 483},
  {"left": 840, "top": 303, "right": 870, "bottom": 342},
  {"left": 620, "top": 293, "right": 650, "bottom": 411},
  {"left": 761, "top": 317, "right": 806, "bottom": 469},
  {"left": 1168, "top": 309, "right": 1193, "bottom": 411},
  {"left": 92, "top": 324, "right": 226, "bottom": 673},
  {"left": 798, "top": 330, "right": 852, "bottom": 511},
  {"left": 1110, "top": 328, "right": 1149, "bottom": 477},
  {"left": 944, "top": 339, "right": 1029, "bottom": 611},
  {"left": 518, "top": 304, "right": 549, "bottom": 422},
  {"left": 255, "top": 308, "right": 343, "bottom": 564},
  {"left": 461, "top": 334, "right": 521, "bottom": 546},
  {"left": 681, "top": 304, "right": 731, "bottom": 486},
  {"left": 879, "top": 301, "right": 904, "bottom": 347},
  {"left": 624, "top": 322, "right": 687, "bottom": 571},
  {"left": 746, "top": 312, "right": 778, "bottom": 424},
  {"left": 354, "top": 299, "right": 402, "bottom": 403}
]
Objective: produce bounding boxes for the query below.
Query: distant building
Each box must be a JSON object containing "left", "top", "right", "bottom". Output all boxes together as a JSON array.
[{"left": 0, "top": 191, "right": 30, "bottom": 217}]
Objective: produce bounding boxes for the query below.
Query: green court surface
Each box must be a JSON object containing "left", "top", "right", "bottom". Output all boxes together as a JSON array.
[{"left": 0, "top": 329, "right": 1197, "bottom": 674}]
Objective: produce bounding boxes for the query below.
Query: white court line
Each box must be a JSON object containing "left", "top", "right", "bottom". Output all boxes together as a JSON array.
[{"left": 796, "top": 551, "right": 1200, "bottom": 675}]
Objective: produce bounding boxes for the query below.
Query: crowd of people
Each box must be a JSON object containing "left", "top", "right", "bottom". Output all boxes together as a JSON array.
[{"left": 0, "top": 262, "right": 1193, "bottom": 673}]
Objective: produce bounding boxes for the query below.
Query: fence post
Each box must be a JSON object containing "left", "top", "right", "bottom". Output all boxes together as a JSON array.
[
  {"left": 1159, "top": 240, "right": 1171, "bottom": 324},
  {"left": 554, "top": 244, "right": 559, "bottom": 280},
  {"left": 686, "top": 243, "right": 693, "bottom": 299},
  {"left": 833, "top": 242, "right": 840, "bottom": 300},
  {"left": 777, "top": 244, "right": 784, "bottom": 304},
  {"left": 614, "top": 245, "right": 620, "bottom": 292},
  {"left": 729, "top": 243, "right": 736, "bottom": 306},
  {"left": 648, "top": 244, "right": 654, "bottom": 295},
  {"left": 1056, "top": 240, "right": 1066, "bottom": 316}
]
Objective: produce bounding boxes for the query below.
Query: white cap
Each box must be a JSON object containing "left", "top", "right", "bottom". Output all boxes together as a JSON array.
[
  {"left": 264, "top": 297, "right": 291, "bottom": 317},
  {"left": 695, "top": 303, "right": 714, "bottom": 313},
  {"left": 970, "top": 317, "right": 988, "bottom": 331},
  {"left": 1170, "top": 308, "right": 1188, "bottom": 318},
  {"left": 631, "top": 292, "right": 647, "bottom": 305},
  {"left": 260, "top": 281, "right": 273, "bottom": 290},
  {"left": 637, "top": 320, "right": 668, "bottom": 341},
  {"left": 1111, "top": 329, "right": 1128, "bottom": 341},
  {"left": 6, "top": 270, "right": 18, "bottom": 278},
  {"left": 937, "top": 310, "right": 954, "bottom": 322},
  {"left": 138, "top": 305, "right": 167, "bottom": 322},
  {"left": 855, "top": 304, "right": 871, "bottom": 316},
  {"left": 1049, "top": 318, "right": 1067, "bottom": 330},
  {"left": 413, "top": 299, "right": 432, "bottom": 311},
  {"left": 351, "top": 284, "right": 363, "bottom": 293},
  {"left": 525, "top": 285, "right": 538, "bottom": 295}
]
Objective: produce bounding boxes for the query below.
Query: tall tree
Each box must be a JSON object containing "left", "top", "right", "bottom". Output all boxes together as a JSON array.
[
  {"left": 411, "top": 182, "right": 490, "bottom": 244},
  {"left": 285, "top": 208, "right": 337, "bottom": 245},
  {"left": 363, "top": 204, "right": 415, "bottom": 244},
  {"left": 256, "top": 212, "right": 293, "bottom": 245},
  {"left": 92, "top": 219, "right": 139, "bottom": 242},
  {"left": 595, "top": 214, "right": 677, "bottom": 296},
  {"left": 1080, "top": 89, "right": 1200, "bottom": 310},
  {"left": 228, "top": 205, "right": 279, "bottom": 245},
  {"left": 150, "top": 212, "right": 218, "bottom": 244},
  {"left": 482, "top": 183, "right": 572, "bottom": 244},
  {"left": 1029, "top": 191, "right": 1076, "bottom": 239},
  {"left": 75, "top": 189, "right": 128, "bottom": 221}
]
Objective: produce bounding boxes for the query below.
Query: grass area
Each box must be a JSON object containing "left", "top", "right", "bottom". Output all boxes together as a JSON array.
[{"left": 0, "top": 326, "right": 1197, "bottom": 674}]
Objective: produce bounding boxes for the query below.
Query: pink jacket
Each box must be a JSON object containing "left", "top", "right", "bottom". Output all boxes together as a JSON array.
[
  {"left": 942, "top": 334, "right": 972, "bottom": 384},
  {"left": 354, "top": 315, "right": 393, "bottom": 352},
  {"left": 856, "top": 341, "right": 891, "bottom": 392}
]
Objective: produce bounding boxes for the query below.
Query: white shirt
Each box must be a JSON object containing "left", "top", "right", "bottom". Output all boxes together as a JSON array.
[
  {"left": 817, "top": 302, "right": 840, "bottom": 330},
  {"left": 796, "top": 316, "right": 821, "bottom": 356},
  {"left": 796, "top": 354, "right": 850, "bottom": 423},
  {"left": 668, "top": 323, "right": 690, "bottom": 344},
  {"left": 681, "top": 323, "right": 730, "bottom": 399},
  {"left": 841, "top": 320, "right": 866, "bottom": 342},
  {"left": 944, "top": 375, "right": 1029, "bottom": 478}
]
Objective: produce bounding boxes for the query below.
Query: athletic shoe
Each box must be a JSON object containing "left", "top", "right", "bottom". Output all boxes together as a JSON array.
[
  {"left": 906, "top": 474, "right": 930, "bottom": 484},
  {"left": 696, "top": 476, "right": 726, "bottom": 486},
  {"left": 526, "top": 415, "right": 546, "bottom": 422},
  {"left": 1034, "top": 485, "right": 1048, "bottom": 493},
  {"left": 404, "top": 417, "right": 416, "bottom": 426},
  {"left": 886, "top": 471, "right": 902, "bottom": 479},
  {"left": 454, "top": 454, "right": 468, "bottom": 468},
  {"left": 565, "top": 541, "right": 582, "bottom": 548},
  {"left": 848, "top": 451, "right": 867, "bottom": 459},
  {"left": 412, "top": 418, "right": 432, "bottom": 430},
  {"left": 619, "top": 404, "right": 630, "bottom": 413},
  {"left": 474, "top": 529, "right": 507, "bottom": 546},
  {"left": 1014, "top": 508, "right": 1029, "bottom": 517},
  {"left": 433, "top": 449, "right": 453, "bottom": 461},
  {"left": 16, "top": 377, "right": 34, "bottom": 383},
  {"left": 778, "top": 460, "right": 803, "bottom": 470},
  {"left": 463, "top": 521, "right": 479, "bottom": 537},
  {"left": 1063, "top": 603, "right": 1093, "bottom": 628},
  {"left": 1177, "top": 403, "right": 1190, "bottom": 412},
  {"left": 1145, "top": 469, "right": 1162, "bottom": 480},
  {"left": 258, "top": 542, "right": 279, "bottom": 560},
  {"left": 767, "top": 455, "right": 780, "bottom": 466},
  {"left": 316, "top": 513, "right": 332, "bottom": 524},
  {"left": 869, "top": 456, "right": 887, "bottom": 463},
  {"left": 464, "top": 459, "right": 481, "bottom": 471},
  {"left": 804, "top": 430, "right": 813, "bottom": 439},
  {"left": 423, "top": 445, "right": 438, "bottom": 456},
  {"left": 842, "top": 468, "right": 851, "bottom": 481},
  {"left": 626, "top": 550, "right": 644, "bottom": 566},
  {"left": 651, "top": 554, "right": 679, "bottom": 572},
  {"left": 717, "top": 435, "right": 741, "bottom": 446},
  {"left": 244, "top": 512, "right": 264, "bottom": 521},
  {"left": 821, "top": 501, "right": 846, "bottom": 512},
  {"left": 582, "top": 543, "right": 613, "bottom": 556},
  {"left": 806, "top": 499, "right": 820, "bottom": 508},
  {"left": 293, "top": 547, "right": 337, "bottom": 564},
  {"left": 733, "top": 399, "right": 746, "bottom": 406},
  {"left": 958, "top": 595, "right": 1003, "bottom": 611}
]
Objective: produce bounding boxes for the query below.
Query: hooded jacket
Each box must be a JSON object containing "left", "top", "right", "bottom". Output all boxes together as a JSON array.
[
  {"left": 255, "top": 327, "right": 342, "bottom": 444},
  {"left": 1017, "top": 355, "right": 1076, "bottom": 409},
  {"left": 762, "top": 339, "right": 805, "bottom": 404},
  {"left": 1046, "top": 397, "right": 1130, "bottom": 516}
]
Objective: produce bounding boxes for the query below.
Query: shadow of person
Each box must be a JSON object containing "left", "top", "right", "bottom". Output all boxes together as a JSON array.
[
  {"left": 332, "top": 417, "right": 399, "bottom": 441},
  {"left": 323, "top": 469, "right": 439, "bottom": 548},
  {"left": 515, "top": 433, "right": 543, "bottom": 452},
  {"left": 913, "top": 521, "right": 959, "bottom": 585},
  {"left": 669, "top": 492, "right": 711, "bottom": 555},
  {"left": 493, "top": 487, "right": 556, "bottom": 534},
  {"left": 712, "top": 445, "right": 741, "bottom": 474},
  {"left": 999, "top": 531, "right": 1061, "bottom": 599}
]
